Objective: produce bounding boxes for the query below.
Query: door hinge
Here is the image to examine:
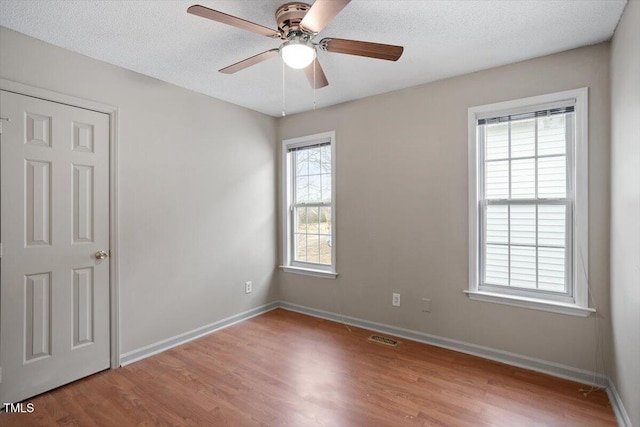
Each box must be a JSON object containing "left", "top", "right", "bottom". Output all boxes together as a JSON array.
[
  {"left": 0, "top": 242, "right": 3, "bottom": 258},
  {"left": 0, "top": 116, "right": 9, "bottom": 134}
]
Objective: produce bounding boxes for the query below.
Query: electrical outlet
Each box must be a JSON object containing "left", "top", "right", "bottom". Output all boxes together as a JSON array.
[
  {"left": 392, "top": 293, "right": 400, "bottom": 306},
  {"left": 422, "top": 298, "right": 432, "bottom": 312},
  {"left": 245, "top": 281, "right": 252, "bottom": 294}
]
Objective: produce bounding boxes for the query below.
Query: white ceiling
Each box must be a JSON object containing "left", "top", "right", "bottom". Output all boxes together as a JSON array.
[{"left": 0, "top": 0, "right": 627, "bottom": 117}]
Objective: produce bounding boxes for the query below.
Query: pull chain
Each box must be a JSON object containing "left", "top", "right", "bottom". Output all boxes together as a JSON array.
[
  {"left": 282, "top": 60, "right": 286, "bottom": 117},
  {"left": 313, "top": 60, "right": 316, "bottom": 110}
]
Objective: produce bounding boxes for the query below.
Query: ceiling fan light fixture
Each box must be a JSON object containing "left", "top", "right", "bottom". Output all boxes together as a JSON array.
[{"left": 280, "top": 39, "right": 316, "bottom": 69}]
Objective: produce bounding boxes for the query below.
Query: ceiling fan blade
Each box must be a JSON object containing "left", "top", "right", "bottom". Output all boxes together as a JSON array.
[
  {"left": 219, "top": 49, "right": 280, "bottom": 74},
  {"left": 188, "top": 5, "right": 280, "bottom": 38},
  {"left": 304, "top": 58, "right": 329, "bottom": 89},
  {"left": 320, "top": 38, "right": 404, "bottom": 61},
  {"left": 300, "top": 0, "right": 351, "bottom": 34}
]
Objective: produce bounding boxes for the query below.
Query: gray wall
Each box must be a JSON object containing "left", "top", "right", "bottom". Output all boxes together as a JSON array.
[
  {"left": 278, "top": 43, "right": 611, "bottom": 372},
  {"left": 0, "top": 27, "right": 279, "bottom": 355},
  {"left": 610, "top": 0, "right": 640, "bottom": 424}
]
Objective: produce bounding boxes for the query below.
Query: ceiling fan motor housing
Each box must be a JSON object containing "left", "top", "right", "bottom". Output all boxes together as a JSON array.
[{"left": 276, "top": 2, "right": 312, "bottom": 36}]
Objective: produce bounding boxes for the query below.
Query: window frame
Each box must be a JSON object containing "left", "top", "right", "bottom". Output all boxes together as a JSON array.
[
  {"left": 281, "top": 131, "right": 337, "bottom": 279},
  {"left": 467, "top": 88, "right": 594, "bottom": 317}
]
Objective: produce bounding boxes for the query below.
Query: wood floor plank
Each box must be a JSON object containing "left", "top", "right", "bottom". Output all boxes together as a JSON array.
[{"left": 1, "top": 309, "right": 616, "bottom": 426}]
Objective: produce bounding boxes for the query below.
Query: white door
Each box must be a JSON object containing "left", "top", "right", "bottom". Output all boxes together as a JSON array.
[{"left": 0, "top": 90, "right": 110, "bottom": 403}]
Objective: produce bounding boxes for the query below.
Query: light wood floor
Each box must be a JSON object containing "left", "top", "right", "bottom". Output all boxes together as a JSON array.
[{"left": 2, "top": 308, "right": 616, "bottom": 426}]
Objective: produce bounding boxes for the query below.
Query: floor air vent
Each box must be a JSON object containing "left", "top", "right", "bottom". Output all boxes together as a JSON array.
[{"left": 368, "top": 334, "right": 399, "bottom": 347}]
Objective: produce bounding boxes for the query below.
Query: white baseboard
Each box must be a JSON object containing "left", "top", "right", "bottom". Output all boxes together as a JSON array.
[
  {"left": 118, "top": 299, "right": 630, "bottom": 427},
  {"left": 278, "top": 301, "right": 609, "bottom": 387},
  {"left": 280, "top": 301, "right": 636, "bottom": 426},
  {"left": 607, "top": 379, "right": 633, "bottom": 427},
  {"left": 119, "top": 301, "right": 279, "bottom": 366}
]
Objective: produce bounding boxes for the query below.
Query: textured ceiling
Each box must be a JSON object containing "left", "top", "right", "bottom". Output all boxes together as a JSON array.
[{"left": 0, "top": 0, "right": 627, "bottom": 117}]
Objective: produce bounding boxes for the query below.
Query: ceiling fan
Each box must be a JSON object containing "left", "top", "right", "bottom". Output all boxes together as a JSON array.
[{"left": 187, "top": 0, "right": 404, "bottom": 89}]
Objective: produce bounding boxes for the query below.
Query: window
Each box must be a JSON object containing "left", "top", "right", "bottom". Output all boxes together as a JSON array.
[
  {"left": 281, "top": 131, "right": 337, "bottom": 278},
  {"left": 467, "top": 89, "right": 593, "bottom": 316}
]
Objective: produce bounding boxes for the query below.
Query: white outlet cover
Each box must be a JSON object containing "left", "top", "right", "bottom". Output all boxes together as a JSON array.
[{"left": 392, "top": 293, "right": 400, "bottom": 306}]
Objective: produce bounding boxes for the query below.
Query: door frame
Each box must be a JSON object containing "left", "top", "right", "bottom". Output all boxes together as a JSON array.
[{"left": 0, "top": 78, "right": 121, "bottom": 369}]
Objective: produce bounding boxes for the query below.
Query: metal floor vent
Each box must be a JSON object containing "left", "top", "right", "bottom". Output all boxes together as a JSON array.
[{"left": 368, "top": 334, "right": 399, "bottom": 347}]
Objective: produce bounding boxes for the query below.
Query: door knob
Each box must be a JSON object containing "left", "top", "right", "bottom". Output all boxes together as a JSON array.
[{"left": 95, "top": 250, "right": 109, "bottom": 260}]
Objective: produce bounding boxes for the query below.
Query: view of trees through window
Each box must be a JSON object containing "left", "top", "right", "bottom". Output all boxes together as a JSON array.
[{"left": 292, "top": 143, "right": 332, "bottom": 265}]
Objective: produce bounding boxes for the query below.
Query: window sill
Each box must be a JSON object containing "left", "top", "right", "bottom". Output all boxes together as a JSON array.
[
  {"left": 464, "top": 290, "right": 595, "bottom": 317},
  {"left": 280, "top": 266, "right": 338, "bottom": 279}
]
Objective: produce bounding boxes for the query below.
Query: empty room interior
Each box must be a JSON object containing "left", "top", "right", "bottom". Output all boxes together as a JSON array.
[{"left": 0, "top": 0, "right": 639, "bottom": 425}]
